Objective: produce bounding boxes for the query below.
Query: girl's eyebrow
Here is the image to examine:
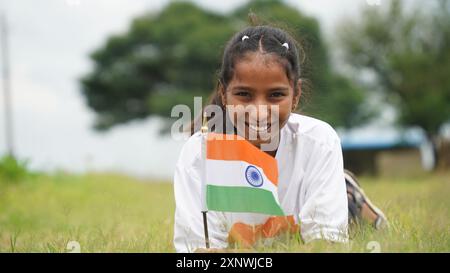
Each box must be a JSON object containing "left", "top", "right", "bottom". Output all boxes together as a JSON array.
[
  {"left": 268, "top": 87, "right": 289, "bottom": 92},
  {"left": 231, "top": 85, "right": 255, "bottom": 91},
  {"left": 231, "top": 85, "right": 289, "bottom": 91}
]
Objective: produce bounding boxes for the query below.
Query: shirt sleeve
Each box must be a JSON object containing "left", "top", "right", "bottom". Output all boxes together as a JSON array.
[
  {"left": 173, "top": 136, "right": 229, "bottom": 253},
  {"left": 298, "top": 131, "right": 349, "bottom": 243}
]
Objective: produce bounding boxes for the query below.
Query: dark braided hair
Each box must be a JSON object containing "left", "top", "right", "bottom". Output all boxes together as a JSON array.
[
  {"left": 219, "top": 25, "right": 301, "bottom": 92},
  {"left": 191, "top": 25, "right": 303, "bottom": 135}
]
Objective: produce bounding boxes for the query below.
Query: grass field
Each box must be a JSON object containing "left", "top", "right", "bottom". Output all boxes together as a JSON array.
[{"left": 0, "top": 171, "right": 449, "bottom": 252}]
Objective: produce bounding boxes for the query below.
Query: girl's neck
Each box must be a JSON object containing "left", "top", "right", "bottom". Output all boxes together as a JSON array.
[{"left": 264, "top": 149, "right": 277, "bottom": 158}]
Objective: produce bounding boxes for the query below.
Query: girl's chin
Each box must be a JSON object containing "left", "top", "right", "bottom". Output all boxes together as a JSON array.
[
  {"left": 248, "top": 139, "right": 266, "bottom": 148},
  {"left": 243, "top": 130, "right": 280, "bottom": 147}
]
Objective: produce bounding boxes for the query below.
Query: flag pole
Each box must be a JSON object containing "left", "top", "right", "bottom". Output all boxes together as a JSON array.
[
  {"left": 202, "top": 211, "right": 210, "bottom": 249},
  {"left": 200, "top": 111, "right": 210, "bottom": 249}
]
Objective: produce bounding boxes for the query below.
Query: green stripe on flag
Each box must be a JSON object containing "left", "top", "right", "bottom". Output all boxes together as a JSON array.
[{"left": 206, "top": 185, "right": 284, "bottom": 216}]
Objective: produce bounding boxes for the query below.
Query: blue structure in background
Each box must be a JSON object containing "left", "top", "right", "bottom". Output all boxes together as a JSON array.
[
  {"left": 338, "top": 127, "right": 434, "bottom": 175},
  {"left": 341, "top": 129, "right": 425, "bottom": 151}
]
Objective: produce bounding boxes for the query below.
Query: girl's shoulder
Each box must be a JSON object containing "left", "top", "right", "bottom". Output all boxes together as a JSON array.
[
  {"left": 176, "top": 131, "right": 203, "bottom": 168},
  {"left": 286, "top": 113, "right": 341, "bottom": 149}
]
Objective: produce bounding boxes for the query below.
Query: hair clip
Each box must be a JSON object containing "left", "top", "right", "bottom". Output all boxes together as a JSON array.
[
  {"left": 282, "top": 42, "right": 289, "bottom": 50},
  {"left": 242, "top": 35, "right": 249, "bottom": 41}
]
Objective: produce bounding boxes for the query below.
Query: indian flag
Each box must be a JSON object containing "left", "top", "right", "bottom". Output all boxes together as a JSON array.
[{"left": 201, "top": 133, "right": 285, "bottom": 216}]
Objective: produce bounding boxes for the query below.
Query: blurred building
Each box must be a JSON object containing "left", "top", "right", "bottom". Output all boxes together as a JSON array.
[{"left": 339, "top": 126, "right": 434, "bottom": 176}]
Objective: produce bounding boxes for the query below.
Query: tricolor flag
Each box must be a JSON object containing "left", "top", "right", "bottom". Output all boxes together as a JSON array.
[{"left": 201, "top": 133, "right": 285, "bottom": 216}]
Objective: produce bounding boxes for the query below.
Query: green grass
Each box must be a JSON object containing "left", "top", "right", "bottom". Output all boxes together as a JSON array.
[
  {"left": 0, "top": 173, "right": 174, "bottom": 252},
  {"left": 0, "top": 171, "right": 449, "bottom": 252}
]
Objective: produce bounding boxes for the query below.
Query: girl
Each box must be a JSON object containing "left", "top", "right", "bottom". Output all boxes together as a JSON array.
[{"left": 173, "top": 25, "right": 387, "bottom": 253}]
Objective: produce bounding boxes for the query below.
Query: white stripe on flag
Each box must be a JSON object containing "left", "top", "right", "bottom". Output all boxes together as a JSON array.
[{"left": 205, "top": 159, "right": 278, "bottom": 195}]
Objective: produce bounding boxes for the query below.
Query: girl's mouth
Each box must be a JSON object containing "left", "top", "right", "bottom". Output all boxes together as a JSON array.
[{"left": 245, "top": 122, "right": 271, "bottom": 133}]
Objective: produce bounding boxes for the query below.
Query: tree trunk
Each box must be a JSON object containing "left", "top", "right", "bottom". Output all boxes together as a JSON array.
[
  {"left": 426, "top": 133, "right": 449, "bottom": 171},
  {"left": 436, "top": 137, "right": 450, "bottom": 171}
]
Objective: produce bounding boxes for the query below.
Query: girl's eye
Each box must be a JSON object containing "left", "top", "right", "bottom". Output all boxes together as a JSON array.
[
  {"left": 270, "top": 91, "right": 286, "bottom": 98},
  {"left": 235, "top": 91, "right": 251, "bottom": 97}
]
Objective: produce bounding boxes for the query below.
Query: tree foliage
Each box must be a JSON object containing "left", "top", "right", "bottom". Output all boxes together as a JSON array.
[
  {"left": 337, "top": 0, "right": 450, "bottom": 136},
  {"left": 81, "top": 0, "right": 367, "bottom": 131}
]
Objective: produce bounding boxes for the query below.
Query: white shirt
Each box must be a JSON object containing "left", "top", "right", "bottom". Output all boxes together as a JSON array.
[{"left": 173, "top": 113, "right": 348, "bottom": 252}]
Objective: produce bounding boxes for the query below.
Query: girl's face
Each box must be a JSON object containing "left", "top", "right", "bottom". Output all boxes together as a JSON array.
[{"left": 220, "top": 52, "right": 301, "bottom": 153}]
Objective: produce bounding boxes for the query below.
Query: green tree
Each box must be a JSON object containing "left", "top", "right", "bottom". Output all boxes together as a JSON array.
[
  {"left": 232, "top": 0, "right": 369, "bottom": 127},
  {"left": 81, "top": 2, "right": 234, "bottom": 130},
  {"left": 81, "top": 0, "right": 367, "bottom": 131},
  {"left": 337, "top": 0, "right": 450, "bottom": 168}
]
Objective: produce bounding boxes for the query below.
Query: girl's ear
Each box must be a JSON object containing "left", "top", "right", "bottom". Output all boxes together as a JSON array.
[
  {"left": 292, "top": 79, "right": 302, "bottom": 111},
  {"left": 219, "top": 82, "right": 227, "bottom": 105}
]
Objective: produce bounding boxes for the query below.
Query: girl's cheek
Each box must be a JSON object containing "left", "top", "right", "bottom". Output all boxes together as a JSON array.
[{"left": 277, "top": 103, "right": 293, "bottom": 126}]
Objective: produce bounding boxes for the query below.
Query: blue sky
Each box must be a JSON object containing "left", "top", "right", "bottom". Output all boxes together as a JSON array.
[{"left": 0, "top": 0, "right": 391, "bottom": 179}]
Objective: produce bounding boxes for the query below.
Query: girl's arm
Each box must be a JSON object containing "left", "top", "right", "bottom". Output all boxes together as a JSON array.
[
  {"left": 173, "top": 144, "right": 229, "bottom": 252},
  {"left": 298, "top": 130, "right": 349, "bottom": 244}
]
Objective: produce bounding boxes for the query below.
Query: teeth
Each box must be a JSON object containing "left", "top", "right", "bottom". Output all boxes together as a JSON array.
[{"left": 248, "top": 124, "right": 269, "bottom": 132}]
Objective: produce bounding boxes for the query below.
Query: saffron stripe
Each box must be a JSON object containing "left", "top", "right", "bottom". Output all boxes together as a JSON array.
[{"left": 206, "top": 133, "right": 278, "bottom": 185}]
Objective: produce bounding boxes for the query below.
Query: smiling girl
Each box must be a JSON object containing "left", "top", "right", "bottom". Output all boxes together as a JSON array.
[{"left": 173, "top": 25, "right": 387, "bottom": 253}]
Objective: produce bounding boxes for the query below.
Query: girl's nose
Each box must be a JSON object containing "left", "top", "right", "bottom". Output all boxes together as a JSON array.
[{"left": 249, "top": 104, "right": 270, "bottom": 125}]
